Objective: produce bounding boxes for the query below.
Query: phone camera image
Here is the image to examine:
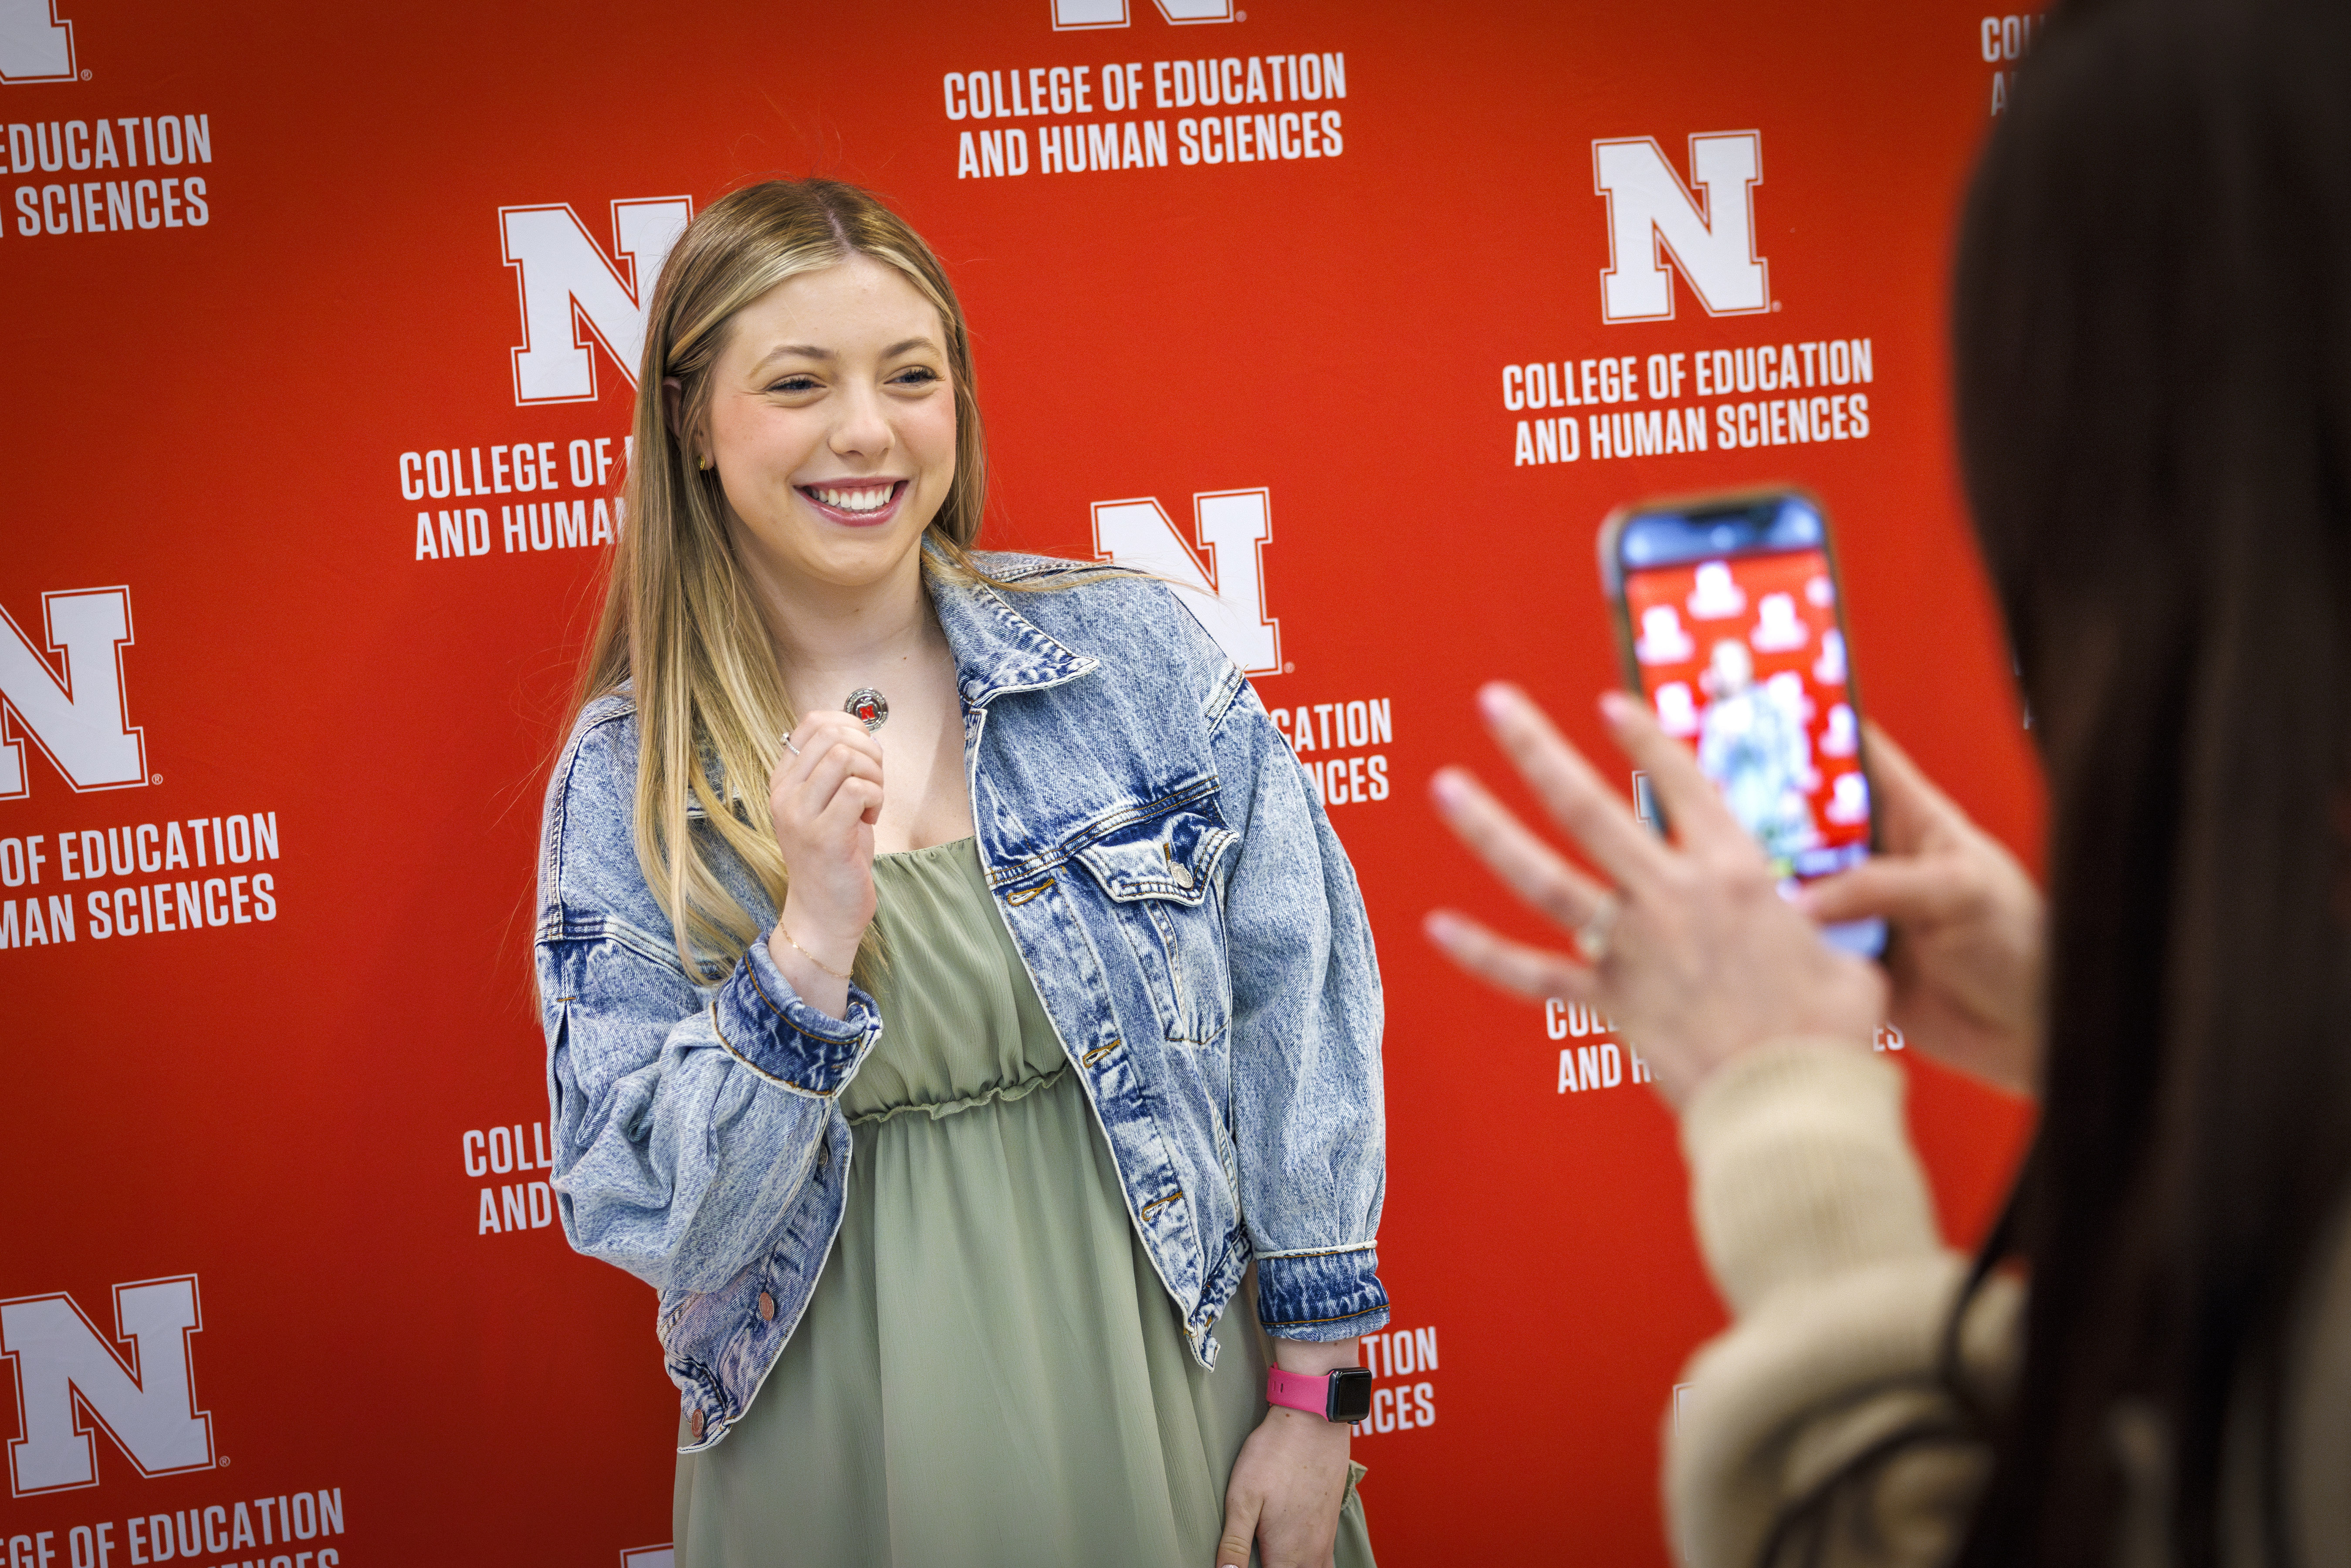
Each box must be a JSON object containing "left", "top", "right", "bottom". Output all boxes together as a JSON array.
[{"left": 1611, "top": 493, "right": 1885, "bottom": 958}]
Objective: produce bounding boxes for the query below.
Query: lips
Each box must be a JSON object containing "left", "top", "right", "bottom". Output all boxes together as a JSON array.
[{"left": 797, "top": 479, "right": 907, "bottom": 527}]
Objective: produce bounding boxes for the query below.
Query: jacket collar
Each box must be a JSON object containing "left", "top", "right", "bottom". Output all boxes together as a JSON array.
[{"left": 924, "top": 554, "right": 1099, "bottom": 709}]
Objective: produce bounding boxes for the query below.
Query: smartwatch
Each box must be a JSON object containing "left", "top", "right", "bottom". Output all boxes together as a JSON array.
[{"left": 1266, "top": 1365, "right": 1375, "bottom": 1424}]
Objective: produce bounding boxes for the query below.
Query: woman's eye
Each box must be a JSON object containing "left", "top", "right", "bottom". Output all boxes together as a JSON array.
[
  {"left": 769, "top": 376, "right": 820, "bottom": 394},
  {"left": 890, "top": 367, "right": 940, "bottom": 387}
]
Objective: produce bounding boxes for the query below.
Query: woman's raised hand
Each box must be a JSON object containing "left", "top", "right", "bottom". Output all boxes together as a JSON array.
[
  {"left": 1797, "top": 722, "right": 2043, "bottom": 1096},
  {"left": 765, "top": 709, "right": 885, "bottom": 1016},
  {"left": 1424, "top": 683, "right": 1886, "bottom": 1108}
]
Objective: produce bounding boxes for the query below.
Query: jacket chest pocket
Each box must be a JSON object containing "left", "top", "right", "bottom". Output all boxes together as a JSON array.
[{"left": 1072, "top": 809, "right": 1238, "bottom": 1047}]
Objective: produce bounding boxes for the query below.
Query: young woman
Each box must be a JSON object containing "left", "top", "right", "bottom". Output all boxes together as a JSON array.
[
  {"left": 534, "top": 180, "right": 1385, "bottom": 1568},
  {"left": 1428, "top": 0, "right": 2351, "bottom": 1563}
]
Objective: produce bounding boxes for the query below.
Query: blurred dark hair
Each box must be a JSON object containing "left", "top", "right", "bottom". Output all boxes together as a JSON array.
[{"left": 1953, "top": 0, "right": 2351, "bottom": 1562}]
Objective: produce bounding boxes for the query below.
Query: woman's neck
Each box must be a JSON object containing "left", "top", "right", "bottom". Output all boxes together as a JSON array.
[{"left": 747, "top": 545, "right": 946, "bottom": 713}]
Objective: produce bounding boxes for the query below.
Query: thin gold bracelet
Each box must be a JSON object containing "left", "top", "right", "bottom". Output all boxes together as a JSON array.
[{"left": 775, "top": 922, "right": 854, "bottom": 983}]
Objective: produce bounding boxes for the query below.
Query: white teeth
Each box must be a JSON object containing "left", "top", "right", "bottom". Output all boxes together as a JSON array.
[{"left": 815, "top": 485, "right": 890, "bottom": 512}]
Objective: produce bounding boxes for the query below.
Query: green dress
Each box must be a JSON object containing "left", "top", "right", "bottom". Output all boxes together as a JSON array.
[{"left": 673, "top": 839, "right": 1374, "bottom": 1567}]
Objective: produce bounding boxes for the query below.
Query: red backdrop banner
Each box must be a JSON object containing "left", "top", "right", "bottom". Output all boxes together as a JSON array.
[{"left": 1, "top": 1, "right": 2039, "bottom": 1562}]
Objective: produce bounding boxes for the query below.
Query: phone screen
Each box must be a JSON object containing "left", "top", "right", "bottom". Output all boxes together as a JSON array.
[{"left": 1608, "top": 492, "right": 1884, "bottom": 956}]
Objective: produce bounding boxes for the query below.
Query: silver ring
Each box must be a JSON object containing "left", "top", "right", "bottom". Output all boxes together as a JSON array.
[
  {"left": 780, "top": 732, "right": 802, "bottom": 757},
  {"left": 1575, "top": 892, "right": 1620, "bottom": 963}
]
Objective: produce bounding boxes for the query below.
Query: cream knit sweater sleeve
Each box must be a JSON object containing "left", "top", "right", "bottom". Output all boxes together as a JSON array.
[{"left": 1666, "top": 1042, "right": 2023, "bottom": 1568}]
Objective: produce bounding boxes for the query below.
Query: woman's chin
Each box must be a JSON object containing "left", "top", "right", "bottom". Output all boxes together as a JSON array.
[{"left": 793, "top": 527, "right": 936, "bottom": 595}]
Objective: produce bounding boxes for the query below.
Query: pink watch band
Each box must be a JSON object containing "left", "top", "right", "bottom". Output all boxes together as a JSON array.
[
  {"left": 1266, "top": 1364, "right": 1373, "bottom": 1423},
  {"left": 1266, "top": 1366, "right": 1330, "bottom": 1417}
]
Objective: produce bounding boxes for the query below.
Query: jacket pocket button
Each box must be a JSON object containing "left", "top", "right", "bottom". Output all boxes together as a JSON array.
[
  {"left": 689, "top": 1409, "right": 706, "bottom": 1441},
  {"left": 758, "top": 1290, "right": 776, "bottom": 1322}
]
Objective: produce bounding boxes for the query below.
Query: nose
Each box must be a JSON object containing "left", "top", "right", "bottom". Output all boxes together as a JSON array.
[{"left": 827, "top": 378, "right": 894, "bottom": 463}]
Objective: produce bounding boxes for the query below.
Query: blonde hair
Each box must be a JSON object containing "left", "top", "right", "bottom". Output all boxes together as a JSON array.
[{"left": 569, "top": 179, "right": 1004, "bottom": 982}]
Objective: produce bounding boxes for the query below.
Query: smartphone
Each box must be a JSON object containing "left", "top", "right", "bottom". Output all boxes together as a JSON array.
[{"left": 1598, "top": 487, "right": 1885, "bottom": 958}]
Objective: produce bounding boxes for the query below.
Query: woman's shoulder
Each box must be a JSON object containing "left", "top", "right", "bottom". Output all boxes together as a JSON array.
[
  {"left": 538, "top": 688, "right": 689, "bottom": 938},
  {"left": 548, "top": 686, "right": 733, "bottom": 836},
  {"left": 552, "top": 689, "right": 641, "bottom": 801},
  {"left": 964, "top": 551, "right": 1223, "bottom": 672},
  {"left": 569, "top": 686, "right": 639, "bottom": 735},
  {"left": 542, "top": 689, "right": 650, "bottom": 872},
  {"left": 969, "top": 549, "right": 1166, "bottom": 601}
]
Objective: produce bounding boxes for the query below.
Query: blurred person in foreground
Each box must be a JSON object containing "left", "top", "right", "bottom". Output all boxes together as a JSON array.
[{"left": 1425, "top": 0, "right": 2351, "bottom": 1563}]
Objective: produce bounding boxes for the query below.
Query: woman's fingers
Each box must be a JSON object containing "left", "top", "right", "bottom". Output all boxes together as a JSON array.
[
  {"left": 1216, "top": 1494, "right": 1258, "bottom": 1568},
  {"left": 777, "top": 711, "right": 883, "bottom": 784},
  {"left": 782, "top": 715, "right": 883, "bottom": 794},
  {"left": 1424, "top": 909, "right": 1597, "bottom": 1004},
  {"left": 788, "top": 740, "right": 883, "bottom": 823},
  {"left": 1430, "top": 766, "right": 1611, "bottom": 930},
  {"left": 1798, "top": 855, "right": 1972, "bottom": 927},
  {"left": 794, "top": 752, "right": 883, "bottom": 826},
  {"left": 1855, "top": 721, "right": 1960, "bottom": 852},
  {"left": 1476, "top": 683, "right": 1671, "bottom": 889},
  {"left": 1595, "top": 690, "right": 1752, "bottom": 859},
  {"left": 828, "top": 775, "right": 884, "bottom": 829}
]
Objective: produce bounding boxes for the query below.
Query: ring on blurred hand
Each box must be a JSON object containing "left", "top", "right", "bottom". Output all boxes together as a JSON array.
[
  {"left": 780, "top": 733, "right": 802, "bottom": 757},
  {"left": 1575, "top": 893, "right": 1620, "bottom": 963}
]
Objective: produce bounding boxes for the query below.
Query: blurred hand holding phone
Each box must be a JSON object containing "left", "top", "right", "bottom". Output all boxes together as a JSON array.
[{"left": 1600, "top": 488, "right": 1886, "bottom": 958}]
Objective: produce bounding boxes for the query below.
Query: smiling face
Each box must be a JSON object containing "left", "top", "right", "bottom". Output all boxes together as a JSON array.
[{"left": 693, "top": 253, "right": 958, "bottom": 597}]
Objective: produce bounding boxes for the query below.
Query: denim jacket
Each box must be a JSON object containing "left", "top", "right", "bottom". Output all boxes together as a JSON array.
[{"left": 535, "top": 554, "right": 1388, "bottom": 1451}]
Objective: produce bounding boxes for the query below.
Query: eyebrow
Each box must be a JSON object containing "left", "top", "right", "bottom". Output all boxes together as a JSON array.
[{"left": 750, "top": 336, "right": 940, "bottom": 373}]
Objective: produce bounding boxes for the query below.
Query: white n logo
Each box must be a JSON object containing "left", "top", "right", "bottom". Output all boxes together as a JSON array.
[
  {"left": 1592, "top": 132, "right": 1769, "bottom": 323},
  {"left": 1, "top": 1276, "right": 213, "bottom": 1496},
  {"left": 0, "top": 587, "right": 145, "bottom": 799},
  {"left": 1092, "top": 488, "right": 1279, "bottom": 675},
  {"left": 1052, "top": 0, "right": 1233, "bottom": 30},
  {"left": 0, "top": 0, "right": 76, "bottom": 83},
  {"left": 500, "top": 196, "right": 694, "bottom": 406}
]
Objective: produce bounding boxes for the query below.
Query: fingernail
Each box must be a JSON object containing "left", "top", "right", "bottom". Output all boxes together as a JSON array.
[
  {"left": 1600, "top": 691, "right": 1637, "bottom": 724},
  {"left": 1477, "top": 681, "right": 1516, "bottom": 722},
  {"left": 1422, "top": 910, "right": 1458, "bottom": 942},
  {"left": 1429, "top": 768, "right": 1466, "bottom": 807}
]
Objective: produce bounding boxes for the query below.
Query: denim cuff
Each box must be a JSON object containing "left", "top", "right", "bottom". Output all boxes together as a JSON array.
[
  {"left": 1257, "top": 1245, "right": 1390, "bottom": 1340},
  {"left": 711, "top": 931, "right": 880, "bottom": 1096}
]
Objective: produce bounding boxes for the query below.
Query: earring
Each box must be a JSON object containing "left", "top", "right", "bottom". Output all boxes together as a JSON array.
[{"left": 698, "top": 453, "right": 713, "bottom": 471}]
